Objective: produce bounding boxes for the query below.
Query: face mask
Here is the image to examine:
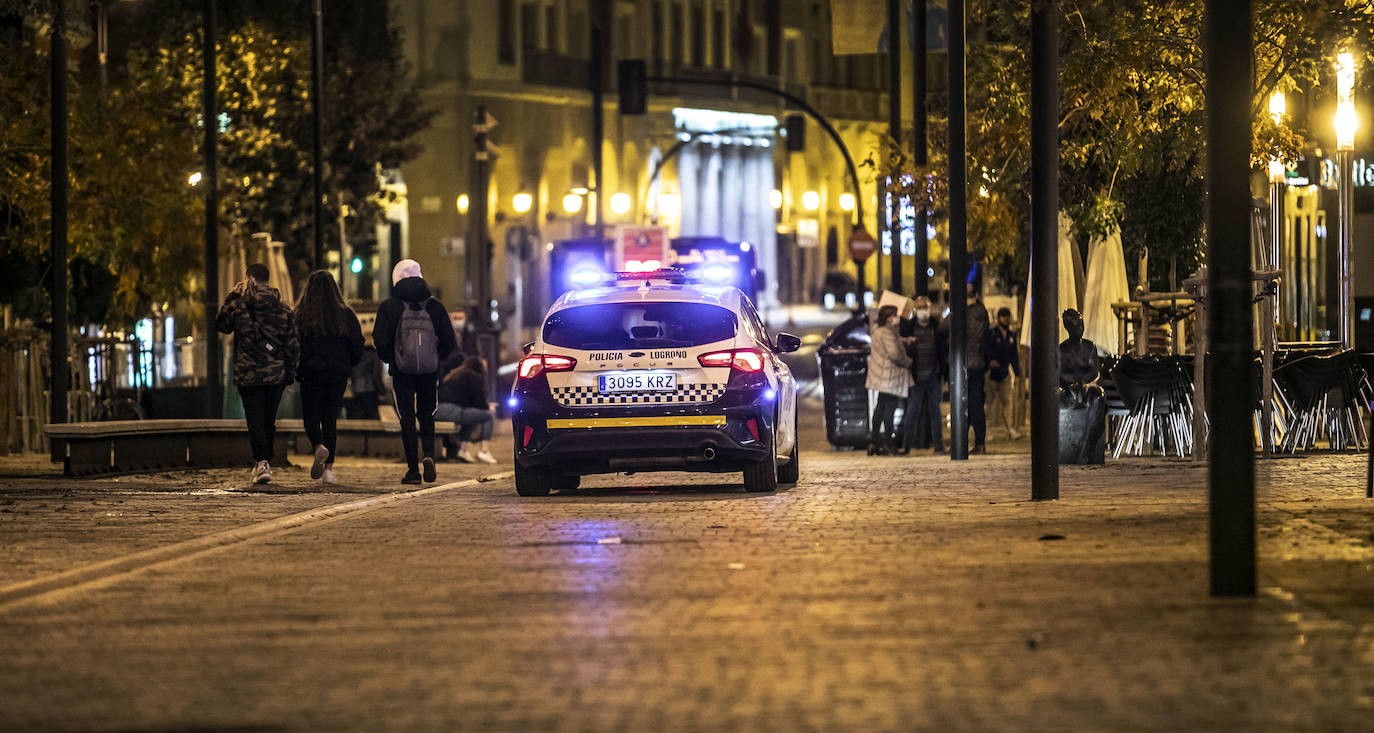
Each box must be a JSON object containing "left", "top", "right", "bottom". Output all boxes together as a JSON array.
[{"left": 916, "top": 309, "right": 930, "bottom": 323}]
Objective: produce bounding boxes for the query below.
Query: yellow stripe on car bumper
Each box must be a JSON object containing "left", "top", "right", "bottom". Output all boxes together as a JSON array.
[{"left": 546, "top": 415, "right": 728, "bottom": 430}]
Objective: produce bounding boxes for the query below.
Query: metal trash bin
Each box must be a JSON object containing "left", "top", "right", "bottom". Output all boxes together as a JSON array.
[{"left": 818, "top": 312, "right": 871, "bottom": 449}]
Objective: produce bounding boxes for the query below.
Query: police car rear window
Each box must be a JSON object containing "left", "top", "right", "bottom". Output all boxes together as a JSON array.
[{"left": 543, "top": 303, "right": 737, "bottom": 349}]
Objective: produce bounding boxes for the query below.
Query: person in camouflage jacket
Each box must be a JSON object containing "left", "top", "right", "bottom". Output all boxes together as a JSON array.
[{"left": 215, "top": 263, "right": 299, "bottom": 483}]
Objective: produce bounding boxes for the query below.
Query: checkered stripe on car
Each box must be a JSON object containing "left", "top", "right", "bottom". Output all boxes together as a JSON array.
[{"left": 551, "top": 383, "right": 727, "bottom": 406}]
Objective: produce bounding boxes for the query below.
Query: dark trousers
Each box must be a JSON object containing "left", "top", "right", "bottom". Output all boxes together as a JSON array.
[
  {"left": 870, "top": 392, "right": 903, "bottom": 445},
  {"left": 964, "top": 367, "right": 987, "bottom": 447},
  {"left": 300, "top": 372, "right": 349, "bottom": 462},
  {"left": 902, "top": 376, "right": 944, "bottom": 451},
  {"left": 391, "top": 372, "right": 438, "bottom": 469},
  {"left": 238, "top": 383, "right": 285, "bottom": 463}
]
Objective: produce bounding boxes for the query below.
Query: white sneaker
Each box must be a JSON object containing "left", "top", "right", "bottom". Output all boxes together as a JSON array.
[
  {"left": 252, "top": 460, "right": 272, "bottom": 484},
  {"left": 475, "top": 450, "right": 497, "bottom": 465},
  {"left": 310, "top": 444, "right": 329, "bottom": 479},
  {"left": 321, "top": 465, "right": 337, "bottom": 484},
  {"left": 456, "top": 448, "right": 475, "bottom": 463}
]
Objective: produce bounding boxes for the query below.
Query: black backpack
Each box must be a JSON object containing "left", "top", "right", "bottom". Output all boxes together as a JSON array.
[{"left": 394, "top": 302, "right": 440, "bottom": 374}]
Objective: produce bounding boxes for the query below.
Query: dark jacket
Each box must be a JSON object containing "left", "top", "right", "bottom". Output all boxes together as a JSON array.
[
  {"left": 941, "top": 300, "right": 991, "bottom": 372},
  {"left": 298, "top": 308, "right": 365, "bottom": 377},
  {"left": 438, "top": 361, "right": 487, "bottom": 409},
  {"left": 984, "top": 324, "right": 1021, "bottom": 381},
  {"left": 215, "top": 281, "right": 299, "bottom": 387},
  {"left": 901, "top": 315, "right": 946, "bottom": 383},
  {"left": 372, "top": 276, "right": 457, "bottom": 376}
]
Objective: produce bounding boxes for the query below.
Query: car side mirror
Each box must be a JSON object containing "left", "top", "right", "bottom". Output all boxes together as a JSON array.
[
  {"left": 522, "top": 341, "right": 535, "bottom": 355},
  {"left": 775, "top": 333, "right": 802, "bottom": 353}
]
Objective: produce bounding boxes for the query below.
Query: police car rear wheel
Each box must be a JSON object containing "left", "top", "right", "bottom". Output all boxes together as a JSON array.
[
  {"left": 743, "top": 432, "right": 778, "bottom": 493},
  {"left": 514, "top": 462, "right": 553, "bottom": 497}
]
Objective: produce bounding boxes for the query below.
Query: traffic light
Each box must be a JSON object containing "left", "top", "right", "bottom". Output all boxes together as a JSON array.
[
  {"left": 785, "top": 114, "right": 805, "bottom": 151},
  {"left": 618, "top": 59, "right": 647, "bottom": 115}
]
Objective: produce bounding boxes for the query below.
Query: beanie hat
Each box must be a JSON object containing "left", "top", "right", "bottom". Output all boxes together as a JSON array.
[{"left": 392, "top": 259, "right": 422, "bottom": 285}]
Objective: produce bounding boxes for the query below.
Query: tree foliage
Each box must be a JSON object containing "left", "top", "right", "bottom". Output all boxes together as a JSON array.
[
  {"left": 870, "top": 0, "right": 1374, "bottom": 290},
  {"left": 0, "top": 0, "right": 431, "bottom": 326},
  {"left": 133, "top": 0, "right": 433, "bottom": 280},
  {"left": 1, "top": 12, "right": 201, "bottom": 325}
]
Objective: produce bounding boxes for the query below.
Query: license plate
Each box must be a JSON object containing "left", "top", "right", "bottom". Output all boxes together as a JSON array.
[{"left": 598, "top": 372, "right": 677, "bottom": 394}]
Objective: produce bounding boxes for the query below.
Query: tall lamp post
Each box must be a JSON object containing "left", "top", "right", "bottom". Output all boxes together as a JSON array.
[{"left": 1335, "top": 51, "right": 1357, "bottom": 348}]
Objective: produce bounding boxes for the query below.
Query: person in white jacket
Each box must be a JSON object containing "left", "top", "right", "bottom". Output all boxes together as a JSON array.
[{"left": 866, "top": 305, "right": 912, "bottom": 455}]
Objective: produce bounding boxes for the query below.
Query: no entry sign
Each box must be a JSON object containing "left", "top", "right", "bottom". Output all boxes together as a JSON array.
[{"left": 848, "top": 228, "right": 876, "bottom": 261}]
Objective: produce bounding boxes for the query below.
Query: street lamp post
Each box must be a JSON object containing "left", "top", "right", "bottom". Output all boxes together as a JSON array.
[
  {"left": 202, "top": 0, "right": 221, "bottom": 418},
  {"left": 1262, "top": 90, "right": 1285, "bottom": 457},
  {"left": 51, "top": 0, "right": 70, "bottom": 443},
  {"left": 1335, "top": 52, "right": 1358, "bottom": 348},
  {"left": 311, "top": 0, "right": 325, "bottom": 271}
]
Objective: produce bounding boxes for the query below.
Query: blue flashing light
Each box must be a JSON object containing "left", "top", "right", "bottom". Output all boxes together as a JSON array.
[
  {"left": 763, "top": 388, "right": 776, "bottom": 401},
  {"left": 507, "top": 396, "right": 519, "bottom": 409},
  {"left": 349, "top": 257, "right": 364, "bottom": 274},
  {"left": 569, "top": 268, "right": 605, "bottom": 287},
  {"left": 700, "top": 263, "right": 734, "bottom": 283}
]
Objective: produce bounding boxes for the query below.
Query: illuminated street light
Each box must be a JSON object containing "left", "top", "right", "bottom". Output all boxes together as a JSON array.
[
  {"left": 838, "top": 192, "right": 856, "bottom": 212},
  {"left": 187, "top": 171, "right": 202, "bottom": 186},
  {"left": 562, "top": 193, "right": 583, "bottom": 215},
  {"left": 801, "top": 190, "right": 820, "bottom": 211},
  {"left": 610, "top": 192, "right": 632, "bottom": 215},
  {"left": 457, "top": 194, "right": 469, "bottom": 214},
  {"left": 1335, "top": 50, "right": 1358, "bottom": 346},
  {"left": 512, "top": 192, "right": 533, "bottom": 214},
  {"left": 1336, "top": 52, "right": 1357, "bottom": 151},
  {"left": 769, "top": 189, "right": 783, "bottom": 209}
]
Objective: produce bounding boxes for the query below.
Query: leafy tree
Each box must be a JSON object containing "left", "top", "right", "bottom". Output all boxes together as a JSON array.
[
  {"left": 870, "top": 0, "right": 1374, "bottom": 290},
  {"left": 0, "top": 0, "right": 431, "bottom": 326},
  {"left": 0, "top": 8, "right": 202, "bottom": 325},
  {"left": 130, "top": 0, "right": 433, "bottom": 281}
]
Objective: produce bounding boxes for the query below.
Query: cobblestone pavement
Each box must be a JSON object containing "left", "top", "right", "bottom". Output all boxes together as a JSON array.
[{"left": 0, "top": 411, "right": 1372, "bottom": 731}]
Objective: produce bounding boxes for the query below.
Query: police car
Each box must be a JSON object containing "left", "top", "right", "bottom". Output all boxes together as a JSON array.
[{"left": 509, "top": 269, "right": 800, "bottom": 496}]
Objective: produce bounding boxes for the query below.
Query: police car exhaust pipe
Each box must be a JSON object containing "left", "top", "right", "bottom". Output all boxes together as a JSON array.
[{"left": 702, "top": 446, "right": 716, "bottom": 461}]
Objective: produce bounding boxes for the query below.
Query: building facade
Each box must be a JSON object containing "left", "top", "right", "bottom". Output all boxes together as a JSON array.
[{"left": 390, "top": 0, "right": 902, "bottom": 348}]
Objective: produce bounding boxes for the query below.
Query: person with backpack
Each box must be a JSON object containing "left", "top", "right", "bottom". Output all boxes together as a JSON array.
[
  {"left": 215, "top": 263, "right": 299, "bottom": 485},
  {"left": 295, "top": 271, "right": 364, "bottom": 484},
  {"left": 373, "top": 259, "right": 457, "bottom": 484}
]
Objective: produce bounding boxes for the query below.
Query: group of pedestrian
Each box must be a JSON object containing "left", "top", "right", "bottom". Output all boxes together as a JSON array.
[
  {"left": 216, "top": 258, "right": 496, "bottom": 486},
  {"left": 865, "top": 285, "right": 1021, "bottom": 456}
]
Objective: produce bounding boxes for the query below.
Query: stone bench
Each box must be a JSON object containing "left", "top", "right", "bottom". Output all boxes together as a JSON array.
[{"left": 45, "top": 419, "right": 461, "bottom": 476}]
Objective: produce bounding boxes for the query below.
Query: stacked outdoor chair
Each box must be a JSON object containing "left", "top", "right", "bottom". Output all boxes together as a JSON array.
[
  {"left": 1109, "top": 355, "right": 1196, "bottom": 458},
  {"left": 1274, "top": 350, "right": 1371, "bottom": 453}
]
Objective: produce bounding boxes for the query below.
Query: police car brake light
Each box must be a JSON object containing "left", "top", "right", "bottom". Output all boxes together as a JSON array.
[
  {"left": 697, "top": 348, "right": 763, "bottom": 372},
  {"left": 518, "top": 354, "right": 577, "bottom": 379}
]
